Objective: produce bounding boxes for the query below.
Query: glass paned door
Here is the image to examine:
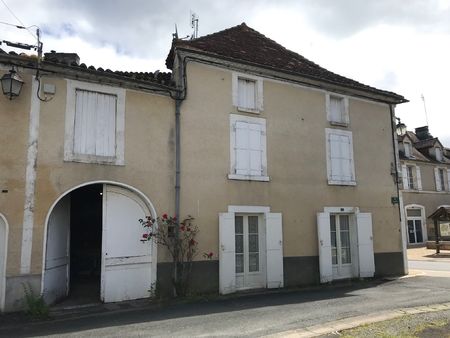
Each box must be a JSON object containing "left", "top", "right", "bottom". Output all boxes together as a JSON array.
[
  {"left": 235, "top": 215, "right": 265, "bottom": 289},
  {"left": 407, "top": 219, "right": 423, "bottom": 244},
  {"left": 330, "top": 214, "right": 354, "bottom": 279}
]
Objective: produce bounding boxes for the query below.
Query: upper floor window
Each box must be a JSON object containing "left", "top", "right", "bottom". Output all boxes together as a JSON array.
[
  {"left": 404, "top": 142, "right": 413, "bottom": 158},
  {"left": 435, "top": 147, "right": 443, "bottom": 162},
  {"left": 402, "top": 164, "right": 422, "bottom": 191},
  {"left": 232, "top": 72, "right": 263, "bottom": 113},
  {"left": 326, "top": 128, "right": 356, "bottom": 185},
  {"left": 64, "top": 80, "right": 125, "bottom": 165},
  {"left": 434, "top": 167, "right": 448, "bottom": 192},
  {"left": 229, "top": 114, "right": 268, "bottom": 181},
  {"left": 326, "top": 94, "right": 349, "bottom": 126}
]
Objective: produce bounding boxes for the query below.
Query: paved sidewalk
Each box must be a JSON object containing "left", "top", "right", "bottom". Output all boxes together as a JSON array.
[
  {"left": 407, "top": 246, "right": 450, "bottom": 262},
  {"left": 268, "top": 302, "right": 450, "bottom": 337}
]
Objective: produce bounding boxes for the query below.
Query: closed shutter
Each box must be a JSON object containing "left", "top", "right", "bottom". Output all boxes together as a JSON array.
[
  {"left": 73, "top": 90, "right": 117, "bottom": 157},
  {"left": 238, "top": 78, "right": 256, "bottom": 110},
  {"left": 415, "top": 166, "right": 422, "bottom": 191},
  {"left": 329, "top": 96, "right": 344, "bottom": 123},
  {"left": 356, "top": 213, "right": 375, "bottom": 278},
  {"left": 234, "top": 121, "right": 263, "bottom": 176},
  {"left": 329, "top": 132, "right": 354, "bottom": 183},
  {"left": 317, "top": 212, "right": 332, "bottom": 283},
  {"left": 401, "top": 164, "right": 408, "bottom": 189},
  {"left": 265, "top": 213, "right": 283, "bottom": 288},
  {"left": 435, "top": 167, "right": 442, "bottom": 191},
  {"left": 447, "top": 169, "right": 450, "bottom": 191},
  {"left": 219, "top": 213, "right": 236, "bottom": 294}
]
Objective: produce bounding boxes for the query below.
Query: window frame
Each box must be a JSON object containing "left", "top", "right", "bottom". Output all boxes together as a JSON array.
[
  {"left": 229, "top": 114, "right": 269, "bottom": 182},
  {"left": 232, "top": 72, "right": 263, "bottom": 113},
  {"left": 403, "top": 141, "right": 413, "bottom": 158},
  {"left": 325, "top": 128, "right": 356, "bottom": 186},
  {"left": 326, "top": 93, "right": 349, "bottom": 126},
  {"left": 64, "top": 79, "right": 125, "bottom": 165}
]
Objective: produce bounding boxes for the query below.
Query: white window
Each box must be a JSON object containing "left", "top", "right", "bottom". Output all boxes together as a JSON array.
[
  {"left": 326, "top": 94, "right": 349, "bottom": 125},
  {"left": 64, "top": 80, "right": 125, "bottom": 165},
  {"left": 401, "top": 164, "right": 422, "bottom": 191},
  {"left": 404, "top": 142, "right": 413, "bottom": 158},
  {"left": 232, "top": 72, "right": 263, "bottom": 113},
  {"left": 434, "top": 167, "right": 447, "bottom": 192},
  {"left": 325, "top": 128, "right": 356, "bottom": 185},
  {"left": 229, "top": 114, "right": 268, "bottom": 181}
]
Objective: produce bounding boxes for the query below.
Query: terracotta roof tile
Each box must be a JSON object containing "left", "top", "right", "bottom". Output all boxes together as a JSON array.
[{"left": 166, "top": 23, "right": 406, "bottom": 102}]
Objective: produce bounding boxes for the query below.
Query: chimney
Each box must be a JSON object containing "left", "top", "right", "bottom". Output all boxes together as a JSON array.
[
  {"left": 44, "top": 51, "right": 80, "bottom": 66},
  {"left": 415, "top": 126, "right": 433, "bottom": 140}
]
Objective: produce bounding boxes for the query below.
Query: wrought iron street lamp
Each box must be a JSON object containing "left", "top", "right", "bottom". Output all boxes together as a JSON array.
[{"left": 1, "top": 69, "right": 24, "bottom": 100}]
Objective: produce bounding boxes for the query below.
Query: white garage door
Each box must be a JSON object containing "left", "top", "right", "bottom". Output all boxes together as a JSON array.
[{"left": 101, "top": 185, "right": 155, "bottom": 303}]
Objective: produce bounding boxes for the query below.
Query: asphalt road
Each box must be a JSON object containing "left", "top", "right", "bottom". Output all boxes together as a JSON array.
[
  {"left": 1, "top": 274, "right": 450, "bottom": 337},
  {"left": 409, "top": 259, "right": 450, "bottom": 271}
]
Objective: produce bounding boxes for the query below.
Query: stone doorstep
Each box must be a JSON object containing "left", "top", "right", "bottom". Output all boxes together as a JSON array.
[{"left": 266, "top": 302, "right": 450, "bottom": 338}]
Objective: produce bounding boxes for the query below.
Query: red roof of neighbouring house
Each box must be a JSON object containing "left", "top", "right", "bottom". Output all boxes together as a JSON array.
[{"left": 166, "top": 23, "right": 406, "bottom": 103}]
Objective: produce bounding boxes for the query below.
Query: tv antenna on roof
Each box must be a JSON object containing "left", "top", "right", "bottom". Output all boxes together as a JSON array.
[
  {"left": 190, "top": 11, "right": 198, "bottom": 39},
  {"left": 421, "top": 94, "right": 429, "bottom": 126}
]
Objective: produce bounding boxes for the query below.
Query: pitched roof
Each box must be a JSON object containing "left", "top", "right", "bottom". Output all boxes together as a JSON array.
[
  {"left": 166, "top": 23, "right": 406, "bottom": 103},
  {"left": 0, "top": 48, "right": 174, "bottom": 87}
]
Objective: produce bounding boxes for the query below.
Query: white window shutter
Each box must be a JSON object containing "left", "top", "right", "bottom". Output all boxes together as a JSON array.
[
  {"left": 401, "top": 164, "right": 408, "bottom": 189},
  {"left": 219, "top": 213, "right": 236, "bottom": 295},
  {"left": 249, "top": 123, "right": 263, "bottom": 176},
  {"left": 447, "top": 169, "right": 450, "bottom": 191},
  {"left": 329, "top": 134, "right": 343, "bottom": 181},
  {"left": 73, "top": 90, "right": 117, "bottom": 157},
  {"left": 317, "top": 212, "right": 332, "bottom": 283},
  {"left": 415, "top": 166, "right": 422, "bottom": 191},
  {"left": 356, "top": 213, "right": 375, "bottom": 278},
  {"left": 235, "top": 122, "right": 249, "bottom": 175},
  {"left": 435, "top": 167, "right": 442, "bottom": 191},
  {"left": 265, "top": 213, "right": 284, "bottom": 288}
]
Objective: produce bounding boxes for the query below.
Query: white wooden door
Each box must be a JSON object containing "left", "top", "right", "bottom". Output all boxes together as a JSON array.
[
  {"left": 317, "top": 212, "right": 332, "bottom": 283},
  {"left": 356, "top": 213, "right": 375, "bottom": 278},
  {"left": 219, "top": 213, "right": 236, "bottom": 295},
  {"left": 43, "top": 195, "right": 71, "bottom": 304},
  {"left": 265, "top": 213, "right": 284, "bottom": 288},
  {"left": 101, "top": 185, "right": 154, "bottom": 303},
  {"left": 0, "top": 215, "right": 6, "bottom": 311}
]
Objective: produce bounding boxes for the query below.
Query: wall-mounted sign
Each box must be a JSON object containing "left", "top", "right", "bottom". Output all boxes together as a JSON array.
[{"left": 391, "top": 197, "right": 399, "bottom": 205}]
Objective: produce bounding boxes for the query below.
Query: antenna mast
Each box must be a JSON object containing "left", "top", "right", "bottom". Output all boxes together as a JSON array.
[
  {"left": 421, "top": 94, "right": 429, "bottom": 126},
  {"left": 190, "top": 12, "right": 198, "bottom": 39}
]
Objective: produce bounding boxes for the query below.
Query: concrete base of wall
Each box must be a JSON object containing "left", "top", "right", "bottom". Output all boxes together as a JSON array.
[
  {"left": 157, "top": 261, "right": 219, "bottom": 297},
  {"left": 4, "top": 274, "right": 41, "bottom": 312},
  {"left": 283, "top": 256, "right": 320, "bottom": 287},
  {"left": 374, "top": 252, "right": 405, "bottom": 276}
]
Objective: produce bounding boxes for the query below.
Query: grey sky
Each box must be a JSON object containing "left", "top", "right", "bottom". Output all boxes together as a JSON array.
[{"left": 1, "top": 0, "right": 450, "bottom": 143}]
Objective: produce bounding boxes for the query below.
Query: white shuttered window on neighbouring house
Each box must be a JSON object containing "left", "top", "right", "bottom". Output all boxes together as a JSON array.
[
  {"left": 74, "top": 90, "right": 117, "bottom": 158},
  {"left": 326, "top": 128, "right": 355, "bottom": 185},
  {"left": 232, "top": 72, "right": 263, "bottom": 113},
  {"left": 229, "top": 114, "right": 268, "bottom": 181}
]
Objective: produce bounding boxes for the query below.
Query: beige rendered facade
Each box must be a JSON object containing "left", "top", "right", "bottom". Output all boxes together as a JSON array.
[
  {"left": 398, "top": 127, "right": 450, "bottom": 246},
  {"left": 0, "top": 23, "right": 407, "bottom": 311}
]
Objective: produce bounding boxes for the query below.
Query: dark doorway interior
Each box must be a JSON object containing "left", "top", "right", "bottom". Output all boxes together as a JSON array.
[{"left": 69, "top": 184, "right": 103, "bottom": 304}]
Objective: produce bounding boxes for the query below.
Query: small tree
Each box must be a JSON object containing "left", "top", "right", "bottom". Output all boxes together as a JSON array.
[{"left": 140, "top": 214, "right": 199, "bottom": 297}]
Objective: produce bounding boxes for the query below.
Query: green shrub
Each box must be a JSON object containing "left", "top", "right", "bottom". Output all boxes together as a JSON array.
[{"left": 22, "top": 282, "right": 49, "bottom": 319}]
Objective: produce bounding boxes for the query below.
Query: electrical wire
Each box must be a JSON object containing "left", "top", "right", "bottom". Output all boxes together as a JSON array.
[
  {"left": 0, "top": 20, "right": 24, "bottom": 29},
  {"left": 0, "top": 0, "right": 37, "bottom": 39}
]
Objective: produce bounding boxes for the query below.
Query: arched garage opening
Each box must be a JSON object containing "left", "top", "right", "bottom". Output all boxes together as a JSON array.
[{"left": 41, "top": 181, "right": 157, "bottom": 305}]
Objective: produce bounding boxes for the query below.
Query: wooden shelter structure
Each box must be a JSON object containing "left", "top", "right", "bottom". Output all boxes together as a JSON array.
[{"left": 428, "top": 206, "right": 450, "bottom": 254}]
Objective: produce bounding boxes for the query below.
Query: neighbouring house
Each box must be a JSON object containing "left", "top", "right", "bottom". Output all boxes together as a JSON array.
[
  {"left": 398, "top": 125, "right": 450, "bottom": 246},
  {"left": 0, "top": 23, "right": 407, "bottom": 312}
]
